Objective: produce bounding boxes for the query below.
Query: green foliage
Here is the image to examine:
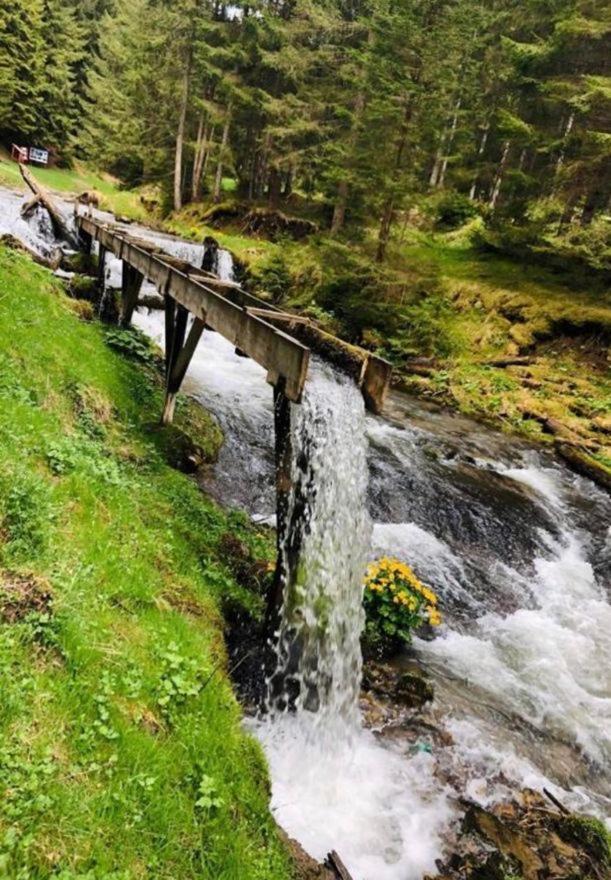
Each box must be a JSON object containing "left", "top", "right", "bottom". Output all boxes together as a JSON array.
[
  {"left": 362, "top": 557, "right": 441, "bottom": 658},
  {"left": 0, "top": 0, "right": 84, "bottom": 150},
  {"left": 434, "top": 192, "right": 479, "bottom": 230},
  {"left": 1, "top": 472, "right": 52, "bottom": 561},
  {"left": 251, "top": 251, "right": 293, "bottom": 304},
  {"left": 103, "top": 327, "right": 157, "bottom": 366}
]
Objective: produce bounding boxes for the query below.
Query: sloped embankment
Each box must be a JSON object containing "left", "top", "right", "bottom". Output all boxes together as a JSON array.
[{"left": 0, "top": 246, "right": 291, "bottom": 879}]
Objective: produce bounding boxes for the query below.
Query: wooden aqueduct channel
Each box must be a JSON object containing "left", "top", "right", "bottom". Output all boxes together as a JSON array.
[{"left": 74, "top": 210, "right": 392, "bottom": 628}]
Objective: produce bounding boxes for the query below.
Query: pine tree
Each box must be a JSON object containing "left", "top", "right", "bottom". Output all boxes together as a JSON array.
[{"left": 0, "top": 0, "right": 45, "bottom": 144}]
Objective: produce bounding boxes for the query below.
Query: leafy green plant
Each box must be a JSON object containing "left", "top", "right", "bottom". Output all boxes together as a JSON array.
[
  {"left": 2, "top": 473, "right": 52, "bottom": 559},
  {"left": 362, "top": 557, "right": 441, "bottom": 658},
  {"left": 155, "top": 642, "right": 206, "bottom": 722},
  {"left": 195, "top": 774, "right": 224, "bottom": 813},
  {"left": 104, "top": 327, "right": 157, "bottom": 366}
]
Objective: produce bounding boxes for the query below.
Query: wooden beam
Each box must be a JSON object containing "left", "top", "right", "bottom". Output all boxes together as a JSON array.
[
  {"left": 97, "top": 245, "right": 107, "bottom": 309},
  {"left": 76, "top": 216, "right": 310, "bottom": 403},
  {"left": 20, "top": 163, "right": 79, "bottom": 247},
  {"left": 121, "top": 262, "right": 144, "bottom": 326}
]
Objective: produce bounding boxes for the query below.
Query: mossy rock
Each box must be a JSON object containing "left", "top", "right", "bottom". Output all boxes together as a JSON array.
[
  {"left": 554, "top": 815, "right": 610, "bottom": 869},
  {"left": 396, "top": 671, "right": 434, "bottom": 707},
  {"left": 61, "top": 251, "right": 97, "bottom": 275},
  {"left": 67, "top": 274, "right": 98, "bottom": 302},
  {"left": 148, "top": 423, "right": 208, "bottom": 473}
]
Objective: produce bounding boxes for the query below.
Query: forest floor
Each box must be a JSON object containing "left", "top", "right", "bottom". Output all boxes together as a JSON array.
[{"left": 0, "top": 245, "right": 293, "bottom": 879}]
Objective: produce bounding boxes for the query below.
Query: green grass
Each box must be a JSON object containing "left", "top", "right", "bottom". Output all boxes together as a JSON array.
[{"left": 0, "top": 247, "right": 291, "bottom": 879}]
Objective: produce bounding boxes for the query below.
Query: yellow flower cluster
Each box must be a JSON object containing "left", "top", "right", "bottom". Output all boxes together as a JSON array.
[
  {"left": 427, "top": 606, "right": 442, "bottom": 627},
  {"left": 393, "top": 590, "right": 419, "bottom": 611},
  {"left": 365, "top": 557, "right": 442, "bottom": 626}
]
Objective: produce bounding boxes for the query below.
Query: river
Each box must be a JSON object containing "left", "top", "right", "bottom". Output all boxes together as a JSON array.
[{"left": 1, "top": 187, "right": 609, "bottom": 879}]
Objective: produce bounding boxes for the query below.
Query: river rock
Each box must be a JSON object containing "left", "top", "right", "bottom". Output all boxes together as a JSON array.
[
  {"left": 149, "top": 424, "right": 206, "bottom": 473},
  {"left": 362, "top": 661, "right": 434, "bottom": 710},
  {"left": 431, "top": 790, "right": 611, "bottom": 880},
  {"left": 67, "top": 274, "right": 98, "bottom": 301}
]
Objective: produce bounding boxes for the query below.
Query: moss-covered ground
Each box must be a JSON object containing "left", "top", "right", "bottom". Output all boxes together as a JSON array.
[{"left": 0, "top": 246, "right": 291, "bottom": 879}]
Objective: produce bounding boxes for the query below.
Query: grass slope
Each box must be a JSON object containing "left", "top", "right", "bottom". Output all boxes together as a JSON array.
[{"left": 0, "top": 247, "right": 290, "bottom": 880}]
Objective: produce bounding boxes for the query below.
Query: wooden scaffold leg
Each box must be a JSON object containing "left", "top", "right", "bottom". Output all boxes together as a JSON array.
[
  {"left": 120, "top": 262, "right": 144, "bottom": 327},
  {"left": 161, "top": 296, "right": 205, "bottom": 425}
]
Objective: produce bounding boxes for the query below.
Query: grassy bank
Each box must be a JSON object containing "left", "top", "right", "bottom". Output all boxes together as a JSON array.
[{"left": 0, "top": 246, "right": 291, "bottom": 879}]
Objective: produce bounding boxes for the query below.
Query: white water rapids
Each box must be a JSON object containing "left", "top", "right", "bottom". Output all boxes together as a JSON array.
[{"left": 2, "top": 188, "right": 610, "bottom": 878}]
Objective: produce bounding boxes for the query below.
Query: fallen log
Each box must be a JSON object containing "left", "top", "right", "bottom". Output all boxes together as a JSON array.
[
  {"left": 138, "top": 293, "right": 165, "bottom": 310},
  {"left": 324, "top": 851, "right": 355, "bottom": 880},
  {"left": 519, "top": 408, "right": 599, "bottom": 450},
  {"left": 0, "top": 233, "right": 62, "bottom": 271},
  {"left": 482, "top": 356, "right": 536, "bottom": 368},
  {"left": 19, "top": 163, "right": 79, "bottom": 247},
  {"left": 555, "top": 444, "right": 611, "bottom": 494}
]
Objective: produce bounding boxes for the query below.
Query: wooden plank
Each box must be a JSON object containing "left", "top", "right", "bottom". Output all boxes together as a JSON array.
[
  {"left": 21, "top": 164, "right": 80, "bottom": 247},
  {"left": 324, "top": 851, "right": 355, "bottom": 880}
]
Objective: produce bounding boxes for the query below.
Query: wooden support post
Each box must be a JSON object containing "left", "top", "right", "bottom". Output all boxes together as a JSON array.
[
  {"left": 79, "top": 228, "right": 93, "bottom": 254},
  {"left": 161, "top": 295, "right": 205, "bottom": 425},
  {"left": 120, "top": 262, "right": 144, "bottom": 327},
  {"left": 264, "top": 382, "right": 313, "bottom": 710},
  {"left": 266, "top": 382, "right": 293, "bottom": 633},
  {"left": 97, "top": 245, "right": 107, "bottom": 308}
]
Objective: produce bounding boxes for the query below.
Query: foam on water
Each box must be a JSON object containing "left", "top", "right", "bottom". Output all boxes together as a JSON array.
[
  {"left": 256, "top": 714, "right": 453, "bottom": 879},
  {"left": 419, "top": 534, "right": 611, "bottom": 768}
]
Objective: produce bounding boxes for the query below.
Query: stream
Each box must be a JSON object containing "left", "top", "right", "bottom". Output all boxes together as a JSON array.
[{"left": 1, "top": 187, "right": 610, "bottom": 879}]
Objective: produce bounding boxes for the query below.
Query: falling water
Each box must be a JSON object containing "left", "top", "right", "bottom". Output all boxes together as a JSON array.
[
  {"left": 256, "top": 362, "right": 453, "bottom": 880},
  {"left": 268, "top": 360, "right": 371, "bottom": 729}
]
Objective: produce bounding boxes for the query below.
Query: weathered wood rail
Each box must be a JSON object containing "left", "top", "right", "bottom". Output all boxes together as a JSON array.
[{"left": 75, "top": 213, "right": 391, "bottom": 421}]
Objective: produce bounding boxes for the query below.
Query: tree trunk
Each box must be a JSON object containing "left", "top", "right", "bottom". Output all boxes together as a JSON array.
[
  {"left": 555, "top": 113, "right": 574, "bottom": 178},
  {"left": 174, "top": 59, "right": 191, "bottom": 213},
  {"left": 330, "top": 61, "right": 368, "bottom": 235},
  {"left": 489, "top": 140, "right": 510, "bottom": 210},
  {"left": 376, "top": 199, "right": 394, "bottom": 263},
  {"left": 469, "top": 122, "right": 490, "bottom": 201},
  {"left": 437, "top": 98, "right": 461, "bottom": 188},
  {"left": 580, "top": 187, "right": 605, "bottom": 226},
  {"left": 191, "top": 112, "right": 208, "bottom": 201},
  {"left": 213, "top": 105, "right": 232, "bottom": 204},
  {"left": 331, "top": 179, "right": 349, "bottom": 235},
  {"left": 20, "top": 164, "right": 79, "bottom": 247},
  {"left": 268, "top": 166, "right": 282, "bottom": 208},
  {"left": 376, "top": 100, "right": 412, "bottom": 263}
]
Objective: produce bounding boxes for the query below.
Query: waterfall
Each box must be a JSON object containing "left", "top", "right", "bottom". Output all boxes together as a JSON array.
[
  {"left": 268, "top": 360, "right": 371, "bottom": 732},
  {"left": 256, "top": 361, "right": 451, "bottom": 880}
]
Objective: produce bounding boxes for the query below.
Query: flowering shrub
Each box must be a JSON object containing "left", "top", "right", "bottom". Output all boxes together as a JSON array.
[{"left": 362, "top": 557, "right": 441, "bottom": 658}]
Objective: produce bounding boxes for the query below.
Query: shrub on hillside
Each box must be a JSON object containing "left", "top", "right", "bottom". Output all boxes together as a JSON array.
[{"left": 433, "top": 192, "right": 478, "bottom": 230}]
